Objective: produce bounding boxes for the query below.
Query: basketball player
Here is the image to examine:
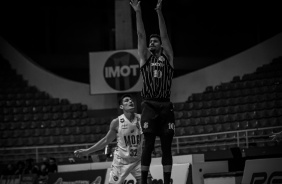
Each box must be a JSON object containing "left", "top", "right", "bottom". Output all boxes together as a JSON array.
[
  {"left": 130, "top": 0, "right": 175, "bottom": 184},
  {"left": 74, "top": 94, "right": 152, "bottom": 184}
]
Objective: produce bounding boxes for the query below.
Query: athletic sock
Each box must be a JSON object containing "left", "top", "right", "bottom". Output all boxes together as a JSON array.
[
  {"left": 164, "top": 172, "right": 171, "bottom": 184},
  {"left": 141, "top": 171, "right": 149, "bottom": 184}
]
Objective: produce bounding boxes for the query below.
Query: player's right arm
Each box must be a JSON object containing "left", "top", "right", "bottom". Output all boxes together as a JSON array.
[
  {"left": 155, "top": 0, "right": 174, "bottom": 67},
  {"left": 130, "top": 0, "right": 150, "bottom": 67},
  {"left": 74, "top": 118, "right": 119, "bottom": 157}
]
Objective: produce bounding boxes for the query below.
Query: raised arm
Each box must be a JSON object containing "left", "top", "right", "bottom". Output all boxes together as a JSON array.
[
  {"left": 155, "top": 0, "right": 174, "bottom": 67},
  {"left": 74, "top": 119, "right": 118, "bottom": 157},
  {"left": 130, "top": 0, "right": 149, "bottom": 67}
]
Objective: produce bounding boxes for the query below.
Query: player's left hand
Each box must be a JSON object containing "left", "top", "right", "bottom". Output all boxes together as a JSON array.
[
  {"left": 130, "top": 0, "right": 141, "bottom": 12},
  {"left": 155, "top": 0, "right": 163, "bottom": 11},
  {"left": 74, "top": 149, "right": 88, "bottom": 158}
]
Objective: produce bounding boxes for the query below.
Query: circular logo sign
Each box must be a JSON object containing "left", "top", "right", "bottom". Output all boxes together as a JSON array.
[{"left": 104, "top": 52, "right": 140, "bottom": 91}]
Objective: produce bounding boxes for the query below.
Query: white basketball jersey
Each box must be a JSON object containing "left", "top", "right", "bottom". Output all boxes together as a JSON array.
[{"left": 114, "top": 113, "right": 142, "bottom": 164}]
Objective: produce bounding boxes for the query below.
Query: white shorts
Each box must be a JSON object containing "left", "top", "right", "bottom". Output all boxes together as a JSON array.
[{"left": 109, "top": 158, "right": 141, "bottom": 184}]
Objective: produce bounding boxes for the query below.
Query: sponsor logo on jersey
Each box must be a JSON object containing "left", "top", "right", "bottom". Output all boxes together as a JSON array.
[
  {"left": 151, "top": 63, "right": 164, "bottom": 67},
  {"left": 113, "top": 175, "right": 119, "bottom": 182},
  {"left": 158, "top": 56, "right": 165, "bottom": 62},
  {"left": 143, "top": 122, "right": 149, "bottom": 129},
  {"left": 121, "top": 124, "right": 128, "bottom": 129},
  {"left": 124, "top": 135, "right": 141, "bottom": 146}
]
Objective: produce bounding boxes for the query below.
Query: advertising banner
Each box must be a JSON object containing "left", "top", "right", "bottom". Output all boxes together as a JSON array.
[
  {"left": 104, "top": 163, "right": 190, "bottom": 184},
  {"left": 89, "top": 49, "right": 142, "bottom": 94},
  {"left": 48, "top": 170, "right": 107, "bottom": 184},
  {"left": 241, "top": 157, "right": 282, "bottom": 184}
]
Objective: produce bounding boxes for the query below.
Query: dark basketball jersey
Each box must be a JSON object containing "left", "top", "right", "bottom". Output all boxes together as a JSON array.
[{"left": 140, "top": 51, "right": 174, "bottom": 99}]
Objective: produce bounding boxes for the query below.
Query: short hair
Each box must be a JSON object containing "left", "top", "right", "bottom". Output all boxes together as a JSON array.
[
  {"left": 119, "top": 94, "right": 132, "bottom": 105},
  {"left": 150, "top": 34, "right": 162, "bottom": 44}
]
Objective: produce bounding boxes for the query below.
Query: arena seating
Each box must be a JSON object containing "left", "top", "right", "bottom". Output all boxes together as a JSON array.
[
  {"left": 1, "top": 55, "right": 282, "bottom": 166},
  {"left": 172, "top": 56, "right": 282, "bottom": 158},
  {"left": 0, "top": 55, "right": 113, "bottom": 164}
]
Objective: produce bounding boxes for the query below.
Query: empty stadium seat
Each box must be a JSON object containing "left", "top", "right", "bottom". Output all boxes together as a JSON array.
[
  {"left": 231, "top": 122, "right": 240, "bottom": 130},
  {"left": 204, "top": 125, "right": 214, "bottom": 133},
  {"left": 195, "top": 125, "right": 204, "bottom": 134},
  {"left": 43, "top": 128, "right": 52, "bottom": 136},
  {"left": 213, "top": 123, "right": 223, "bottom": 132},
  {"left": 173, "top": 103, "right": 185, "bottom": 111},
  {"left": 240, "top": 121, "right": 249, "bottom": 129},
  {"left": 175, "top": 127, "right": 185, "bottom": 136},
  {"left": 248, "top": 120, "right": 258, "bottom": 128},
  {"left": 222, "top": 123, "right": 231, "bottom": 131}
]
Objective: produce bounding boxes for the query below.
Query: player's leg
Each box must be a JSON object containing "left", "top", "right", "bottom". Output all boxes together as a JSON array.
[
  {"left": 140, "top": 101, "right": 158, "bottom": 184},
  {"left": 136, "top": 176, "right": 152, "bottom": 184},
  {"left": 160, "top": 102, "right": 175, "bottom": 184},
  {"left": 109, "top": 163, "right": 130, "bottom": 184},
  {"left": 159, "top": 132, "right": 174, "bottom": 184},
  {"left": 141, "top": 133, "right": 156, "bottom": 184},
  {"left": 131, "top": 160, "right": 152, "bottom": 184}
]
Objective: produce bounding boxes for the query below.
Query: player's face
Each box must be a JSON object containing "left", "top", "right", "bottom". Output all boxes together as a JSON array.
[
  {"left": 121, "top": 97, "right": 135, "bottom": 111},
  {"left": 149, "top": 37, "right": 161, "bottom": 52}
]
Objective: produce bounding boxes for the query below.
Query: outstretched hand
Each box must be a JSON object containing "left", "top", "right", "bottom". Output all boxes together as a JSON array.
[
  {"left": 269, "top": 131, "right": 282, "bottom": 142},
  {"left": 74, "top": 149, "right": 88, "bottom": 158},
  {"left": 130, "top": 0, "right": 141, "bottom": 12},
  {"left": 155, "top": 0, "right": 163, "bottom": 11}
]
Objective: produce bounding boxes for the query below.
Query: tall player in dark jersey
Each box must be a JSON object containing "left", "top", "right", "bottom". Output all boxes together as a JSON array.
[{"left": 130, "top": 0, "right": 175, "bottom": 184}]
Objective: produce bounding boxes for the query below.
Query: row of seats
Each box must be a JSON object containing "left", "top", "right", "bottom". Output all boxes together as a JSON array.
[
  {"left": 1, "top": 104, "right": 87, "bottom": 115},
  {"left": 0, "top": 117, "right": 113, "bottom": 131},
  {"left": 2, "top": 111, "right": 88, "bottom": 122},
  {"left": 175, "top": 92, "right": 282, "bottom": 111},
  {"left": 189, "top": 82, "right": 282, "bottom": 102},
  {"left": 175, "top": 116, "right": 281, "bottom": 129},
  {"left": 210, "top": 76, "right": 282, "bottom": 94},
  {"left": 176, "top": 128, "right": 281, "bottom": 143},
  {"left": 175, "top": 119, "right": 282, "bottom": 136},
  {"left": 178, "top": 139, "right": 278, "bottom": 155},
  {"left": 175, "top": 109, "right": 282, "bottom": 126},
  {"left": 174, "top": 105, "right": 282, "bottom": 120},
  {"left": 0, "top": 92, "right": 50, "bottom": 100},
  {"left": 1, "top": 99, "right": 59, "bottom": 108},
  {"left": 0, "top": 133, "right": 105, "bottom": 147},
  {"left": 1, "top": 124, "right": 109, "bottom": 139}
]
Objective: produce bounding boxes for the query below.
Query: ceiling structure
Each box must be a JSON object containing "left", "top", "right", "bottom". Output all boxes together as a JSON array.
[{"left": 0, "top": 0, "right": 281, "bottom": 82}]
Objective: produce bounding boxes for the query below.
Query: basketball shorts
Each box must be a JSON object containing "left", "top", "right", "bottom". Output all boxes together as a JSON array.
[
  {"left": 109, "top": 156, "right": 141, "bottom": 184},
  {"left": 141, "top": 100, "right": 175, "bottom": 136}
]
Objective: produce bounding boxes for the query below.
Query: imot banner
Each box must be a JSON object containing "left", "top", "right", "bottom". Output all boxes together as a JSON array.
[{"left": 89, "top": 49, "right": 142, "bottom": 94}]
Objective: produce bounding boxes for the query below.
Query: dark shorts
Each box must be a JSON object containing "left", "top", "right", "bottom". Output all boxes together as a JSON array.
[{"left": 140, "top": 100, "right": 175, "bottom": 136}]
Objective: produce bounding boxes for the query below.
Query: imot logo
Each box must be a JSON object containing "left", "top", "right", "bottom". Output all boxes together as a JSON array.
[{"left": 104, "top": 52, "right": 140, "bottom": 91}]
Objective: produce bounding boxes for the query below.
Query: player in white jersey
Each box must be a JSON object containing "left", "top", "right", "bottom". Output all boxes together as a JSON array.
[{"left": 74, "top": 94, "right": 152, "bottom": 184}]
